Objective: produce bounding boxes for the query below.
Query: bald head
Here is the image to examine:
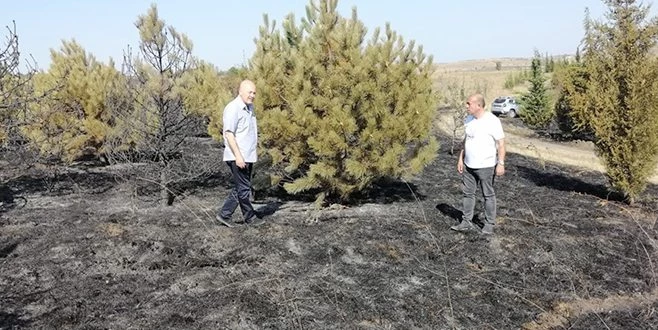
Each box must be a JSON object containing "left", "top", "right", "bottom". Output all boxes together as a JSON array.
[
  {"left": 466, "top": 94, "right": 486, "bottom": 117},
  {"left": 239, "top": 80, "right": 256, "bottom": 105},
  {"left": 469, "top": 94, "right": 485, "bottom": 108}
]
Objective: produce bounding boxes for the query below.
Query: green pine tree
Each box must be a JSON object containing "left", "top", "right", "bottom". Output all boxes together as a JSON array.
[
  {"left": 565, "top": 0, "right": 658, "bottom": 204},
  {"left": 548, "top": 56, "right": 555, "bottom": 73},
  {"left": 520, "top": 53, "right": 553, "bottom": 128},
  {"left": 251, "top": 0, "right": 438, "bottom": 204},
  {"left": 179, "top": 60, "right": 233, "bottom": 140},
  {"left": 22, "top": 40, "right": 128, "bottom": 162}
]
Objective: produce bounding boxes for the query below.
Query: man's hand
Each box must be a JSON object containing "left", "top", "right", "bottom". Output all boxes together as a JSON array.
[
  {"left": 495, "top": 164, "right": 505, "bottom": 176},
  {"left": 457, "top": 148, "right": 465, "bottom": 174},
  {"left": 224, "top": 131, "right": 246, "bottom": 168},
  {"left": 235, "top": 156, "right": 246, "bottom": 169}
]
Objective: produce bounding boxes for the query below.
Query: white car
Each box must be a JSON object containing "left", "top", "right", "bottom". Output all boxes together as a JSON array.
[{"left": 491, "top": 96, "right": 520, "bottom": 118}]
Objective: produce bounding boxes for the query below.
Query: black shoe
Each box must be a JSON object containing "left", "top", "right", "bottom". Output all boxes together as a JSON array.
[
  {"left": 215, "top": 215, "right": 234, "bottom": 228},
  {"left": 245, "top": 216, "right": 266, "bottom": 226},
  {"left": 450, "top": 220, "right": 475, "bottom": 232}
]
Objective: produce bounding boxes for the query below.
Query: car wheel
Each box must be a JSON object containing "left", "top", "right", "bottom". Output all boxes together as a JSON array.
[{"left": 508, "top": 109, "right": 517, "bottom": 118}]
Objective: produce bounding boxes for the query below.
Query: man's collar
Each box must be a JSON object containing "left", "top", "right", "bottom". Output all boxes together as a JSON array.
[{"left": 235, "top": 95, "right": 250, "bottom": 111}]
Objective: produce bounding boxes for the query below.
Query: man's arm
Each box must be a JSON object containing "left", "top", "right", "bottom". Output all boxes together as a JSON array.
[
  {"left": 495, "top": 138, "right": 505, "bottom": 176},
  {"left": 457, "top": 138, "right": 465, "bottom": 174},
  {"left": 224, "top": 131, "right": 246, "bottom": 168}
]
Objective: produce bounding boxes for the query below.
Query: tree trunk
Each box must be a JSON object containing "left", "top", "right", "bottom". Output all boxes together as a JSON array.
[{"left": 160, "top": 168, "right": 174, "bottom": 206}]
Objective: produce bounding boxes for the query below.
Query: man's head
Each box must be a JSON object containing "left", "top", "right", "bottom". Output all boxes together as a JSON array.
[
  {"left": 466, "top": 94, "right": 485, "bottom": 117},
  {"left": 239, "top": 80, "right": 256, "bottom": 105}
]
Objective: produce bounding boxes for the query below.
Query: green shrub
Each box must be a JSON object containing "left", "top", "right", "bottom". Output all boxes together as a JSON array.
[
  {"left": 561, "top": 1, "right": 658, "bottom": 203},
  {"left": 503, "top": 69, "right": 530, "bottom": 89},
  {"left": 520, "top": 55, "right": 553, "bottom": 128},
  {"left": 251, "top": 0, "right": 438, "bottom": 204}
]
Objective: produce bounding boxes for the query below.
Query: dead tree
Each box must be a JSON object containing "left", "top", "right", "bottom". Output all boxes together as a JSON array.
[
  {"left": 0, "top": 21, "right": 37, "bottom": 150},
  {"left": 108, "top": 5, "right": 220, "bottom": 205}
]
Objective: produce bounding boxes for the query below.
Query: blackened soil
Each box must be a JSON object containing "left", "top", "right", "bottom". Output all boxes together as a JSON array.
[{"left": 1, "top": 137, "right": 658, "bottom": 329}]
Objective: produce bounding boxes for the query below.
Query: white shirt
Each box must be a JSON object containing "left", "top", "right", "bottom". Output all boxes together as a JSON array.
[
  {"left": 463, "top": 112, "right": 504, "bottom": 169},
  {"left": 222, "top": 96, "right": 258, "bottom": 162}
]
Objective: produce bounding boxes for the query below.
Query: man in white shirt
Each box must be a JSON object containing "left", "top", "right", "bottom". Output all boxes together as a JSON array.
[
  {"left": 451, "top": 94, "right": 506, "bottom": 235},
  {"left": 217, "top": 80, "right": 264, "bottom": 227}
]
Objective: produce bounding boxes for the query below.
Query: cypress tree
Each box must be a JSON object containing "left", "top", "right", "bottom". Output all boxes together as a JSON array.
[
  {"left": 547, "top": 55, "right": 555, "bottom": 73},
  {"left": 567, "top": 0, "right": 658, "bottom": 203},
  {"left": 252, "top": 0, "right": 438, "bottom": 204},
  {"left": 552, "top": 62, "right": 592, "bottom": 140},
  {"left": 520, "top": 53, "right": 553, "bottom": 128}
]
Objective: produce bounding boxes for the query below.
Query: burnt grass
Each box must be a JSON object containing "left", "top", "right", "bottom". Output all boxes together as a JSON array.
[{"left": 2, "top": 135, "right": 658, "bottom": 330}]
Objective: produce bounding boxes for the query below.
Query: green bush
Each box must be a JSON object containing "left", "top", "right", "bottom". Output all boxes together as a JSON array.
[
  {"left": 520, "top": 55, "right": 553, "bottom": 128},
  {"left": 503, "top": 69, "right": 530, "bottom": 89},
  {"left": 552, "top": 63, "right": 593, "bottom": 140},
  {"left": 251, "top": 0, "right": 438, "bottom": 204},
  {"left": 561, "top": 0, "right": 658, "bottom": 203},
  {"left": 22, "top": 40, "right": 129, "bottom": 162}
]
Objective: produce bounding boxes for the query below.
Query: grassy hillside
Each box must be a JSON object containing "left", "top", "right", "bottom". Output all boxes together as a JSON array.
[
  {"left": 434, "top": 57, "right": 533, "bottom": 107},
  {"left": 433, "top": 56, "right": 574, "bottom": 109}
]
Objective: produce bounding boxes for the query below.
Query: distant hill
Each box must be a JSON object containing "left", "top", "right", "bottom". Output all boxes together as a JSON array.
[{"left": 435, "top": 55, "right": 575, "bottom": 72}]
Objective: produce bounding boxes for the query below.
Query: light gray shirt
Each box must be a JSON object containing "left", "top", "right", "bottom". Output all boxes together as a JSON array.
[{"left": 222, "top": 96, "right": 258, "bottom": 162}]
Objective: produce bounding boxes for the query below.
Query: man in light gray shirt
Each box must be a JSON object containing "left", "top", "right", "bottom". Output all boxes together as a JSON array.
[{"left": 217, "top": 80, "right": 264, "bottom": 227}]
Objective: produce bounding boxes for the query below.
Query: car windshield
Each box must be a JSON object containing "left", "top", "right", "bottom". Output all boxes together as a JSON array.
[{"left": 493, "top": 98, "right": 508, "bottom": 103}]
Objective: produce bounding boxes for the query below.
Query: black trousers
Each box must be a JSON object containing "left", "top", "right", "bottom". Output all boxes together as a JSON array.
[{"left": 219, "top": 161, "right": 255, "bottom": 221}]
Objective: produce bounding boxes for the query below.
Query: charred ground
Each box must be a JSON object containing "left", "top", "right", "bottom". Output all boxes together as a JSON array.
[{"left": 1, "top": 134, "right": 657, "bottom": 330}]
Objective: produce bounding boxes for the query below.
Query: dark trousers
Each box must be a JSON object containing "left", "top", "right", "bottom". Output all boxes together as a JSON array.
[
  {"left": 462, "top": 166, "right": 497, "bottom": 225},
  {"left": 219, "top": 161, "right": 255, "bottom": 221}
]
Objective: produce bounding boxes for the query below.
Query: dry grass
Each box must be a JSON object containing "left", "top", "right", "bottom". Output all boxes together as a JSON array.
[
  {"left": 434, "top": 57, "right": 532, "bottom": 107},
  {"left": 522, "top": 287, "right": 658, "bottom": 330},
  {"left": 435, "top": 57, "right": 532, "bottom": 71}
]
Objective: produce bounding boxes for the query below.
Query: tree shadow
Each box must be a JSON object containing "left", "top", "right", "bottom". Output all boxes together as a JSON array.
[
  {"left": 0, "top": 184, "right": 17, "bottom": 211},
  {"left": 436, "top": 203, "right": 487, "bottom": 227},
  {"left": 247, "top": 151, "right": 426, "bottom": 206},
  {"left": 0, "top": 241, "right": 19, "bottom": 258},
  {"left": 253, "top": 178, "right": 424, "bottom": 206},
  {"left": 254, "top": 201, "right": 283, "bottom": 218},
  {"left": 436, "top": 203, "right": 462, "bottom": 221},
  {"left": 0, "top": 311, "right": 30, "bottom": 329},
  {"left": 353, "top": 178, "right": 425, "bottom": 205},
  {"left": 173, "top": 171, "right": 234, "bottom": 194},
  {"left": 6, "top": 170, "right": 118, "bottom": 196},
  {"left": 516, "top": 165, "right": 625, "bottom": 201}
]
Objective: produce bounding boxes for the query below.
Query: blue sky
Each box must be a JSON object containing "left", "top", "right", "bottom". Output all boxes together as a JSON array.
[{"left": 3, "top": 1, "right": 657, "bottom": 70}]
